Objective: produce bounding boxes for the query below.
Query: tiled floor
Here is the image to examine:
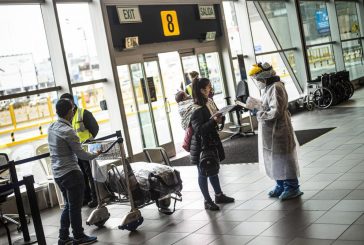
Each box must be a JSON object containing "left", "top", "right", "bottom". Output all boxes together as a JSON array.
[{"left": 2, "top": 88, "right": 364, "bottom": 245}]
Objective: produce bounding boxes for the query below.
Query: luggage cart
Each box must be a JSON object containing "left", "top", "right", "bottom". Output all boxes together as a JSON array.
[{"left": 85, "top": 131, "right": 182, "bottom": 231}]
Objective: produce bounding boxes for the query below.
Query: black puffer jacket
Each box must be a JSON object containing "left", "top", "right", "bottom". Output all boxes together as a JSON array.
[{"left": 190, "top": 106, "right": 225, "bottom": 165}]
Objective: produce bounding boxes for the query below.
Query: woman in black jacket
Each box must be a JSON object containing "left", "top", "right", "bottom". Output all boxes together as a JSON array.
[{"left": 190, "top": 78, "right": 234, "bottom": 211}]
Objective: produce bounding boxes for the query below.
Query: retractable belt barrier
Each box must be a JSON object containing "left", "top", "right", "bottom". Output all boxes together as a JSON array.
[
  {"left": 0, "top": 130, "right": 123, "bottom": 244},
  {"left": 0, "top": 160, "right": 46, "bottom": 245}
]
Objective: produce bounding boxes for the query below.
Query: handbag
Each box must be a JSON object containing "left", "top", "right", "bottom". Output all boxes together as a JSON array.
[
  {"left": 199, "top": 144, "right": 220, "bottom": 177},
  {"left": 182, "top": 126, "right": 193, "bottom": 152}
]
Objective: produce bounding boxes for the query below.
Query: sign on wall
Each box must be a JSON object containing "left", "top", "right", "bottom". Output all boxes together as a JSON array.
[
  {"left": 198, "top": 5, "right": 216, "bottom": 20},
  {"left": 117, "top": 6, "right": 142, "bottom": 23},
  {"left": 160, "top": 11, "right": 180, "bottom": 36}
]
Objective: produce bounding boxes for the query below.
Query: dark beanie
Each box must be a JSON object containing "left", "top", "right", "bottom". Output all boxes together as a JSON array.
[
  {"left": 56, "top": 99, "right": 73, "bottom": 118},
  {"left": 60, "top": 93, "right": 74, "bottom": 102}
]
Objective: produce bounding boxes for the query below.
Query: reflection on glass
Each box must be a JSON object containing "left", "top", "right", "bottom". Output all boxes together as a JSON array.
[
  {"left": 249, "top": 1, "right": 293, "bottom": 52},
  {"left": 342, "top": 40, "right": 364, "bottom": 80},
  {"left": 198, "top": 53, "right": 226, "bottom": 109},
  {"left": 143, "top": 61, "right": 172, "bottom": 146},
  {"left": 247, "top": 2, "right": 277, "bottom": 54},
  {"left": 0, "top": 5, "right": 54, "bottom": 93},
  {"left": 223, "top": 2, "right": 243, "bottom": 57},
  {"left": 57, "top": 3, "right": 101, "bottom": 83},
  {"left": 256, "top": 52, "right": 300, "bottom": 101},
  {"left": 130, "top": 63, "right": 156, "bottom": 148},
  {"left": 72, "top": 84, "right": 111, "bottom": 138},
  {"left": 117, "top": 65, "right": 144, "bottom": 154},
  {"left": 158, "top": 52, "right": 185, "bottom": 153},
  {"left": 307, "top": 44, "right": 336, "bottom": 79},
  {"left": 300, "top": 1, "right": 332, "bottom": 46},
  {"left": 181, "top": 56, "right": 200, "bottom": 79},
  {"left": 336, "top": 2, "right": 360, "bottom": 40}
]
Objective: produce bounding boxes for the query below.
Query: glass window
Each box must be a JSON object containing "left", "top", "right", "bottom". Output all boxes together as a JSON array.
[
  {"left": 0, "top": 91, "right": 58, "bottom": 184},
  {"left": 342, "top": 40, "right": 364, "bottom": 80},
  {"left": 223, "top": 2, "right": 243, "bottom": 57},
  {"left": 72, "top": 84, "right": 112, "bottom": 138},
  {"left": 336, "top": 2, "right": 360, "bottom": 40},
  {"left": 300, "top": 1, "right": 332, "bottom": 46},
  {"left": 336, "top": 2, "right": 364, "bottom": 80},
  {"left": 300, "top": 1, "right": 336, "bottom": 78},
  {"left": 248, "top": 1, "right": 277, "bottom": 54},
  {"left": 255, "top": 1, "right": 293, "bottom": 51},
  {"left": 57, "top": 3, "right": 101, "bottom": 83},
  {"left": 256, "top": 52, "right": 300, "bottom": 101},
  {"left": 0, "top": 5, "right": 54, "bottom": 94},
  {"left": 307, "top": 44, "right": 336, "bottom": 79},
  {"left": 246, "top": 2, "right": 300, "bottom": 99}
]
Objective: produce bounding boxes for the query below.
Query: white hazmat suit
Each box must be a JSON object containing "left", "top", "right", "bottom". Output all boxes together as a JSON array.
[{"left": 257, "top": 80, "right": 300, "bottom": 180}]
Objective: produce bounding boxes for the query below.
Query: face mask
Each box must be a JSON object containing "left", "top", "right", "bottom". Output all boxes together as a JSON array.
[{"left": 257, "top": 81, "right": 266, "bottom": 90}]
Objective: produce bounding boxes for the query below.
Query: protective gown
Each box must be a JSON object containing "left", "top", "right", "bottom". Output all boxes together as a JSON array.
[{"left": 257, "top": 81, "right": 300, "bottom": 180}]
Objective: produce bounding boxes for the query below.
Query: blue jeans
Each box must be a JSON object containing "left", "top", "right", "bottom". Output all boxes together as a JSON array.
[
  {"left": 197, "top": 166, "right": 222, "bottom": 202},
  {"left": 276, "top": 178, "right": 299, "bottom": 192},
  {"left": 55, "top": 170, "right": 85, "bottom": 240}
]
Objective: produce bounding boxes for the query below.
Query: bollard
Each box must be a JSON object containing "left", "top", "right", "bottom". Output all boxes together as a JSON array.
[
  {"left": 23, "top": 175, "right": 46, "bottom": 245},
  {"left": 11, "top": 132, "right": 15, "bottom": 142}
]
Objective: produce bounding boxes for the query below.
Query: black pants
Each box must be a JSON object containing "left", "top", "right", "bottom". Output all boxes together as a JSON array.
[
  {"left": 55, "top": 170, "right": 85, "bottom": 239},
  {"left": 77, "top": 158, "right": 96, "bottom": 202}
]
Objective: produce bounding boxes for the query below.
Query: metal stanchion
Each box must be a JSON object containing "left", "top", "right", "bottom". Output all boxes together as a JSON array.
[
  {"left": 8, "top": 161, "right": 37, "bottom": 245},
  {"left": 23, "top": 175, "right": 46, "bottom": 245}
]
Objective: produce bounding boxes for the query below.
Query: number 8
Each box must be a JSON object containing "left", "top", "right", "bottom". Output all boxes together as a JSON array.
[{"left": 166, "top": 14, "right": 174, "bottom": 32}]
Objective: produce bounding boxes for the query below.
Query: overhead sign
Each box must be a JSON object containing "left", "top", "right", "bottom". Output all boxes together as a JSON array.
[
  {"left": 125, "top": 36, "right": 139, "bottom": 49},
  {"left": 107, "top": 4, "right": 223, "bottom": 47},
  {"left": 205, "top": 31, "right": 216, "bottom": 41},
  {"left": 199, "top": 5, "right": 216, "bottom": 20},
  {"left": 117, "top": 6, "right": 142, "bottom": 23},
  {"left": 160, "top": 11, "right": 180, "bottom": 36}
]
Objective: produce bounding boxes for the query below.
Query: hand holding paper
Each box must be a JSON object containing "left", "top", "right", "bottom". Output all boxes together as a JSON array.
[
  {"left": 235, "top": 96, "right": 262, "bottom": 111},
  {"left": 209, "top": 105, "right": 236, "bottom": 119}
]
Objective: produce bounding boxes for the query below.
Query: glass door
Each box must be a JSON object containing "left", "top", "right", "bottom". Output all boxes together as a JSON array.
[
  {"left": 158, "top": 52, "right": 186, "bottom": 155},
  {"left": 197, "top": 52, "right": 226, "bottom": 109},
  {"left": 142, "top": 60, "right": 174, "bottom": 147},
  {"left": 117, "top": 61, "right": 175, "bottom": 158}
]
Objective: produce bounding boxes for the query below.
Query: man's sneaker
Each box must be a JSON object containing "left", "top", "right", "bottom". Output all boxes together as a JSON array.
[
  {"left": 58, "top": 237, "right": 73, "bottom": 245},
  {"left": 268, "top": 186, "right": 284, "bottom": 198},
  {"left": 215, "top": 193, "right": 235, "bottom": 204},
  {"left": 279, "top": 188, "right": 304, "bottom": 201},
  {"left": 73, "top": 235, "right": 97, "bottom": 245},
  {"left": 87, "top": 199, "right": 98, "bottom": 208},
  {"left": 204, "top": 201, "right": 220, "bottom": 211}
]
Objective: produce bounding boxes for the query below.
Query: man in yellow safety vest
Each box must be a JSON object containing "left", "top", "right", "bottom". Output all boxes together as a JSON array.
[{"left": 60, "top": 93, "right": 99, "bottom": 208}]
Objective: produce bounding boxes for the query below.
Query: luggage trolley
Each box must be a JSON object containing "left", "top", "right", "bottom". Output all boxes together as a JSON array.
[{"left": 85, "top": 131, "right": 183, "bottom": 231}]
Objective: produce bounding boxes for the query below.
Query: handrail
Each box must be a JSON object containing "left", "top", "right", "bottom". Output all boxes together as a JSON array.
[
  {"left": 255, "top": 47, "right": 297, "bottom": 56},
  {"left": 0, "top": 86, "right": 62, "bottom": 101},
  {"left": 70, "top": 78, "right": 107, "bottom": 88},
  {"left": 306, "top": 41, "right": 336, "bottom": 49}
]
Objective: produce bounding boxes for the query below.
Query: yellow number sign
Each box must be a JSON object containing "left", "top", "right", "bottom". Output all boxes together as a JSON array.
[{"left": 160, "top": 11, "right": 180, "bottom": 36}]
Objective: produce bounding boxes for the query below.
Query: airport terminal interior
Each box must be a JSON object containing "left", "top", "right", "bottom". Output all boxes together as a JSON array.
[{"left": 1, "top": 0, "right": 364, "bottom": 244}]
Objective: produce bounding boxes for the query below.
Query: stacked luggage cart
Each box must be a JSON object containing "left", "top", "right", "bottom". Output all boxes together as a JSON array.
[
  {"left": 85, "top": 131, "right": 183, "bottom": 231},
  {"left": 305, "top": 70, "right": 354, "bottom": 110}
]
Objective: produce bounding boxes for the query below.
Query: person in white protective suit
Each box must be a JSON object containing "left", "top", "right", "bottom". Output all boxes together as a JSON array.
[{"left": 248, "top": 62, "right": 303, "bottom": 200}]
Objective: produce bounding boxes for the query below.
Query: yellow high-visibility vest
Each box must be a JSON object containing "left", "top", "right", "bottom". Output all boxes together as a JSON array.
[
  {"left": 72, "top": 108, "right": 92, "bottom": 143},
  {"left": 186, "top": 84, "right": 192, "bottom": 96}
]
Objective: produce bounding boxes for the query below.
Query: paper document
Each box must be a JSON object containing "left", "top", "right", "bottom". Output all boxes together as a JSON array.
[
  {"left": 210, "top": 105, "right": 236, "bottom": 119},
  {"left": 235, "top": 97, "right": 262, "bottom": 111}
]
